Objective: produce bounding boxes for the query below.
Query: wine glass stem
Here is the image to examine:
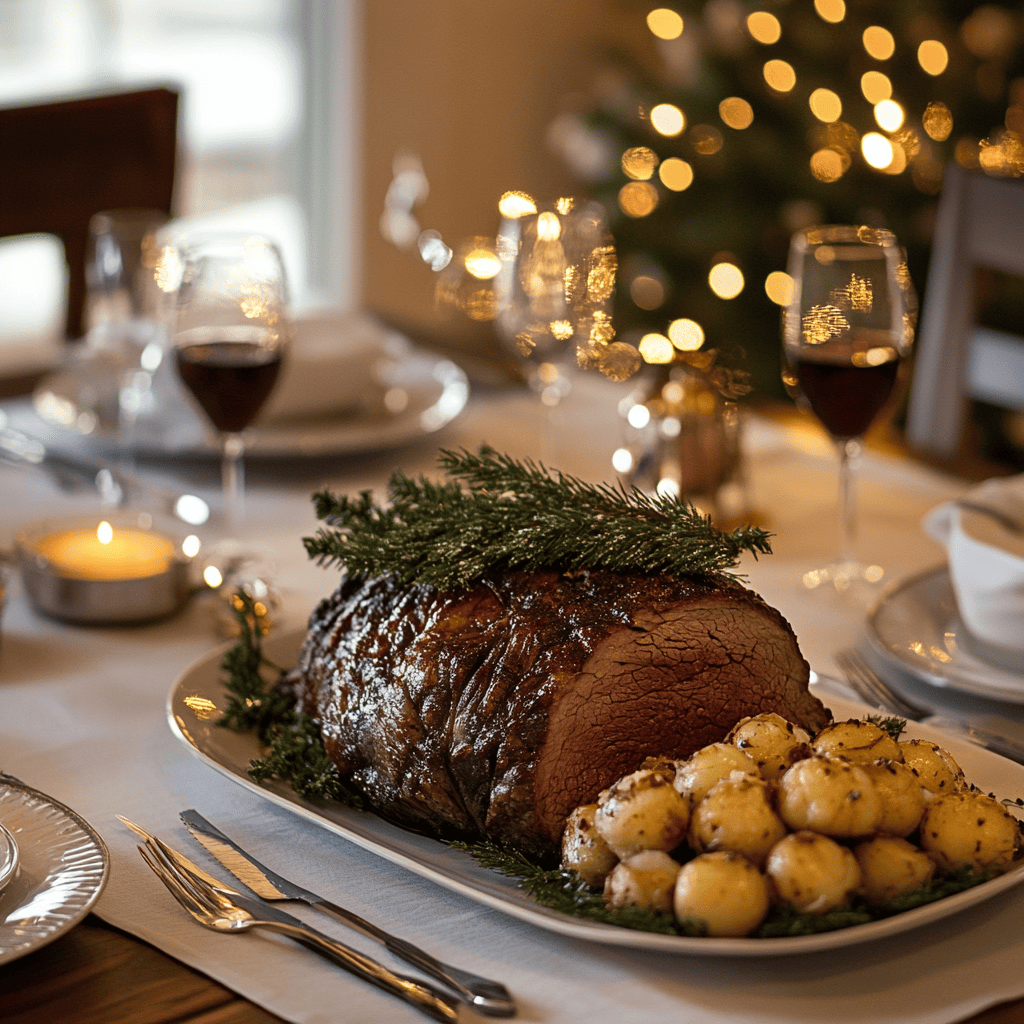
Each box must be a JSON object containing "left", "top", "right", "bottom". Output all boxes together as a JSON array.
[
  {"left": 836, "top": 437, "right": 860, "bottom": 568},
  {"left": 222, "top": 432, "right": 245, "bottom": 534}
]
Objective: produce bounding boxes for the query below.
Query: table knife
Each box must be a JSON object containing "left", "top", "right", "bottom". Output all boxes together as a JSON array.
[{"left": 179, "top": 809, "right": 516, "bottom": 1018}]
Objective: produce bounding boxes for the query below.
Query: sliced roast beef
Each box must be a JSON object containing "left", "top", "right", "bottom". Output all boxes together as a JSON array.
[{"left": 287, "top": 568, "right": 830, "bottom": 859}]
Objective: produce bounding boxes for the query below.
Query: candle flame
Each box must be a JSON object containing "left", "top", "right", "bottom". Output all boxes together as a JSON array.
[{"left": 97, "top": 521, "right": 114, "bottom": 545}]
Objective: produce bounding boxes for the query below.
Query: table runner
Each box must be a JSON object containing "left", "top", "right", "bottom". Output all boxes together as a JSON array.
[{"left": 2, "top": 375, "right": 1022, "bottom": 1024}]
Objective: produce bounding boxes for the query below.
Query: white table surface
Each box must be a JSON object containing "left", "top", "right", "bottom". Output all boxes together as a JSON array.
[{"left": 2, "top": 370, "right": 1023, "bottom": 1024}]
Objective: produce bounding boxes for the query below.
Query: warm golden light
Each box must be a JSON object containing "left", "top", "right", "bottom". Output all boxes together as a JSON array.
[
  {"left": 923, "top": 101, "right": 954, "bottom": 140},
  {"left": 814, "top": 0, "right": 845, "bottom": 24},
  {"left": 650, "top": 103, "right": 685, "bottom": 136},
  {"left": 97, "top": 520, "right": 113, "bottom": 545},
  {"left": 668, "top": 318, "right": 705, "bottom": 350},
  {"left": 621, "top": 146, "right": 659, "bottom": 180},
  {"left": 862, "top": 132, "right": 895, "bottom": 168},
  {"left": 587, "top": 246, "right": 617, "bottom": 301},
  {"left": 618, "top": 181, "right": 659, "bottom": 218},
  {"left": 809, "top": 88, "right": 842, "bottom": 123},
  {"left": 658, "top": 157, "right": 694, "bottom": 191},
  {"left": 536, "top": 211, "right": 561, "bottom": 241},
  {"left": 747, "top": 11, "right": 781, "bottom": 44},
  {"left": 918, "top": 40, "right": 949, "bottom": 76},
  {"left": 810, "top": 148, "right": 847, "bottom": 182},
  {"left": 708, "top": 262, "right": 744, "bottom": 299},
  {"left": 861, "top": 71, "right": 892, "bottom": 104},
  {"left": 763, "top": 59, "right": 797, "bottom": 93},
  {"left": 630, "top": 274, "right": 666, "bottom": 310},
  {"left": 550, "top": 320, "right": 573, "bottom": 341},
  {"left": 862, "top": 26, "right": 895, "bottom": 60},
  {"left": 203, "top": 564, "right": 224, "bottom": 589},
  {"left": 647, "top": 8, "right": 684, "bottom": 40},
  {"left": 638, "top": 333, "right": 675, "bottom": 364},
  {"left": 498, "top": 191, "right": 537, "bottom": 218},
  {"left": 464, "top": 245, "right": 500, "bottom": 280},
  {"left": 802, "top": 304, "right": 849, "bottom": 344},
  {"left": 874, "top": 99, "right": 905, "bottom": 132},
  {"left": 719, "top": 97, "right": 754, "bottom": 130},
  {"left": 765, "top": 271, "right": 794, "bottom": 306}
]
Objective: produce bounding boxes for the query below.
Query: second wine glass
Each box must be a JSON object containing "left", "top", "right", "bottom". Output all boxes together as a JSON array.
[
  {"left": 782, "top": 224, "right": 916, "bottom": 596},
  {"left": 170, "top": 234, "right": 291, "bottom": 534}
]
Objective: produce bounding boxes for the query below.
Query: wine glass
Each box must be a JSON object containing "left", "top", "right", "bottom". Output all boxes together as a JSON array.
[
  {"left": 493, "top": 198, "right": 616, "bottom": 462},
  {"left": 169, "top": 234, "right": 291, "bottom": 535},
  {"left": 782, "top": 224, "right": 916, "bottom": 596}
]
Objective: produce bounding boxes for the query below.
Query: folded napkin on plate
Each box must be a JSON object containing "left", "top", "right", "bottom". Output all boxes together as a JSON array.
[
  {"left": 257, "top": 309, "right": 387, "bottom": 423},
  {"left": 923, "top": 474, "right": 1024, "bottom": 656}
]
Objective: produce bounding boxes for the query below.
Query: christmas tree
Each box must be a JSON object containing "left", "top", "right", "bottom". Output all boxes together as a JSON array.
[{"left": 549, "top": 0, "right": 1024, "bottom": 398}]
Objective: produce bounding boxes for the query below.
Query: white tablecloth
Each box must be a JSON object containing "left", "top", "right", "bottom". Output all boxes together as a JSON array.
[{"left": 2, "top": 373, "right": 1023, "bottom": 1024}]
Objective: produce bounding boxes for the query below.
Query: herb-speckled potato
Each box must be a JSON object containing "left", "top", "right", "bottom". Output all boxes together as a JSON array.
[
  {"left": 812, "top": 719, "right": 903, "bottom": 764},
  {"left": 595, "top": 768, "right": 690, "bottom": 859},
  {"left": 603, "top": 850, "right": 680, "bottom": 913},
  {"left": 860, "top": 758, "right": 927, "bottom": 838},
  {"left": 777, "top": 755, "right": 883, "bottom": 838},
  {"left": 853, "top": 836, "right": 936, "bottom": 904},
  {"left": 688, "top": 773, "right": 787, "bottom": 867},
  {"left": 899, "top": 739, "right": 965, "bottom": 798},
  {"left": 673, "top": 851, "right": 770, "bottom": 937},
  {"left": 561, "top": 803, "right": 618, "bottom": 887},
  {"left": 765, "top": 830, "right": 862, "bottom": 914},
  {"left": 727, "top": 713, "right": 810, "bottom": 781},
  {"left": 673, "top": 742, "right": 761, "bottom": 805},
  {"left": 919, "top": 791, "right": 1020, "bottom": 873}
]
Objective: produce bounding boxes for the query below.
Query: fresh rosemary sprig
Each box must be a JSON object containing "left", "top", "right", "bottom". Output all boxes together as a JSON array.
[{"left": 303, "top": 446, "right": 773, "bottom": 590}]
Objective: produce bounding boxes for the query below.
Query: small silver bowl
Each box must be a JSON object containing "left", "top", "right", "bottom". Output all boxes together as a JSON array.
[{"left": 16, "top": 511, "right": 193, "bottom": 625}]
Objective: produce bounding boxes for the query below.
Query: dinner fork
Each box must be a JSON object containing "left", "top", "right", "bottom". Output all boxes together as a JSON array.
[
  {"left": 834, "top": 647, "right": 1024, "bottom": 763},
  {"left": 136, "top": 839, "right": 461, "bottom": 1023}
]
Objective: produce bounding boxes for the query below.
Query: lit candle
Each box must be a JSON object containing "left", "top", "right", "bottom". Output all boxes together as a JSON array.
[{"left": 33, "top": 520, "right": 176, "bottom": 581}]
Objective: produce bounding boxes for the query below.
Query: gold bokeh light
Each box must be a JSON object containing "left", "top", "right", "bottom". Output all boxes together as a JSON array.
[
  {"left": 765, "top": 271, "right": 794, "bottom": 305},
  {"left": 810, "top": 148, "right": 848, "bottom": 182},
  {"left": 650, "top": 103, "right": 686, "bottom": 136},
  {"left": 691, "top": 124, "right": 724, "bottom": 154},
  {"left": 874, "top": 99, "right": 905, "bottom": 132},
  {"left": 719, "top": 97, "right": 754, "bottom": 130},
  {"left": 638, "top": 333, "right": 675, "bottom": 364},
  {"left": 809, "top": 88, "right": 842, "bottom": 123},
  {"left": 647, "top": 8, "right": 684, "bottom": 40},
  {"left": 668, "top": 318, "right": 705, "bottom": 350},
  {"left": 622, "top": 146, "right": 659, "bottom": 180},
  {"left": 862, "top": 132, "right": 895, "bottom": 169},
  {"left": 862, "top": 26, "right": 895, "bottom": 60},
  {"left": 918, "top": 40, "right": 949, "bottom": 76},
  {"left": 814, "top": 0, "right": 845, "bottom": 24},
  {"left": 659, "top": 157, "right": 694, "bottom": 191},
  {"left": 802, "top": 304, "right": 849, "bottom": 344},
  {"left": 618, "top": 181, "right": 659, "bottom": 218},
  {"left": 861, "top": 71, "right": 892, "bottom": 104},
  {"left": 708, "top": 261, "right": 744, "bottom": 299},
  {"left": 763, "top": 59, "right": 797, "bottom": 93},
  {"left": 747, "top": 11, "right": 781, "bottom": 44},
  {"left": 498, "top": 191, "right": 537, "bottom": 218},
  {"left": 923, "top": 101, "right": 954, "bottom": 140}
]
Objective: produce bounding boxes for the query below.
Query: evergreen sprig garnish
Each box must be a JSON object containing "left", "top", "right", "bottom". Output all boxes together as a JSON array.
[{"left": 303, "top": 446, "right": 772, "bottom": 590}]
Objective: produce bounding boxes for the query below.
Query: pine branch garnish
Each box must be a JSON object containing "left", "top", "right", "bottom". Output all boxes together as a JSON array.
[{"left": 303, "top": 446, "right": 772, "bottom": 590}]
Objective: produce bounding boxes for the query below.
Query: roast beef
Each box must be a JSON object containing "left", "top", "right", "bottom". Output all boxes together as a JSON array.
[{"left": 287, "top": 568, "right": 829, "bottom": 859}]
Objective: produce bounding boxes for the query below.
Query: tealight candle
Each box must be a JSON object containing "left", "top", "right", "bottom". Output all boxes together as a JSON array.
[
  {"left": 16, "top": 512, "right": 193, "bottom": 624},
  {"left": 33, "top": 521, "right": 176, "bottom": 581}
]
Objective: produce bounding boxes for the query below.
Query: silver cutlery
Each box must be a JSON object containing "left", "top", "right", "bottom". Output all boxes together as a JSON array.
[
  {"left": 180, "top": 809, "right": 515, "bottom": 1018},
  {"left": 120, "top": 816, "right": 461, "bottom": 1023},
  {"left": 834, "top": 647, "right": 1024, "bottom": 764}
]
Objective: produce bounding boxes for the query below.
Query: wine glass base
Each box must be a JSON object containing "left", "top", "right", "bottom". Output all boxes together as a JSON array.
[{"left": 801, "top": 560, "right": 886, "bottom": 601}]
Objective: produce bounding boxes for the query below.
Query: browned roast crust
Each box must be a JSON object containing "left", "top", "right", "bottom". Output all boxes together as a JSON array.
[{"left": 287, "top": 569, "right": 828, "bottom": 859}]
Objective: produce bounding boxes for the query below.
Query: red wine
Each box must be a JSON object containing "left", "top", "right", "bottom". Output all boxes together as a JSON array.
[
  {"left": 792, "top": 354, "right": 900, "bottom": 439},
  {"left": 176, "top": 341, "right": 282, "bottom": 433}
]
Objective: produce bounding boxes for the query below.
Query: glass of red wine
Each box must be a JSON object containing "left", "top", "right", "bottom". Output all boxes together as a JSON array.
[
  {"left": 170, "top": 234, "right": 291, "bottom": 534},
  {"left": 782, "top": 224, "right": 916, "bottom": 595}
]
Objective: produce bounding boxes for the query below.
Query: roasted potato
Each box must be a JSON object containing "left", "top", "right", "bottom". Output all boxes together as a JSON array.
[
  {"left": 899, "top": 739, "right": 965, "bottom": 798},
  {"left": 812, "top": 719, "right": 903, "bottom": 764},
  {"left": 860, "top": 758, "right": 927, "bottom": 838},
  {"left": 604, "top": 850, "right": 680, "bottom": 913},
  {"left": 673, "top": 851, "right": 770, "bottom": 937},
  {"left": 688, "top": 773, "right": 787, "bottom": 867},
  {"left": 919, "top": 791, "right": 1020, "bottom": 873},
  {"left": 765, "top": 830, "right": 861, "bottom": 914},
  {"left": 596, "top": 768, "right": 690, "bottom": 858},
  {"left": 561, "top": 803, "right": 618, "bottom": 887},
  {"left": 853, "top": 836, "right": 936, "bottom": 904},
  {"left": 727, "top": 713, "right": 810, "bottom": 781},
  {"left": 777, "top": 755, "right": 883, "bottom": 838},
  {"left": 673, "top": 742, "right": 761, "bottom": 804}
]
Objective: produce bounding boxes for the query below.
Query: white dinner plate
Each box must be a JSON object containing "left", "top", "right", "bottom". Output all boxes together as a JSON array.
[
  {"left": 0, "top": 775, "right": 109, "bottom": 966},
  {"left": 32, "top": 340, "right": 469, "bottom": 460},
  {"left": 167, "top": 628, "right": 1024, "bottom": 958},
  {"left": 0, "top": 822, "right": 18, "bottom": 894},
  {"left": 866, "top": 565, "right": 1024, "bottom": 704}
]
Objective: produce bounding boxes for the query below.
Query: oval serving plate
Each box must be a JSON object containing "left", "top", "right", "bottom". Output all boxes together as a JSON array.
[
  {"left": 0, "top": 776, "right": 110, "bottom": 966},
  {"left": 167, "top": 628, "right": 1024, "bottom": 958}
]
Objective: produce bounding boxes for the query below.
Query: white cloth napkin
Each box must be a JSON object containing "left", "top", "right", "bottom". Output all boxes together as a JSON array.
[
  {"left": 923, "top": 474, "right": 1024, "bottom": 656},
  {"left": 258, "top": 309, "right": 388, "bottom": 423}
]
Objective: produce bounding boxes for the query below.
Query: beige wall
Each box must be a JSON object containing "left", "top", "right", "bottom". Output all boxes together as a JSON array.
[{"left": 360, "top": 0, "right": 626, "bottom": 364}]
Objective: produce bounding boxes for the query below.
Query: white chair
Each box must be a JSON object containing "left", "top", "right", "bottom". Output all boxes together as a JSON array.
[{"left": 905, "top": 163, "right": 1024, "bottom": 460}]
